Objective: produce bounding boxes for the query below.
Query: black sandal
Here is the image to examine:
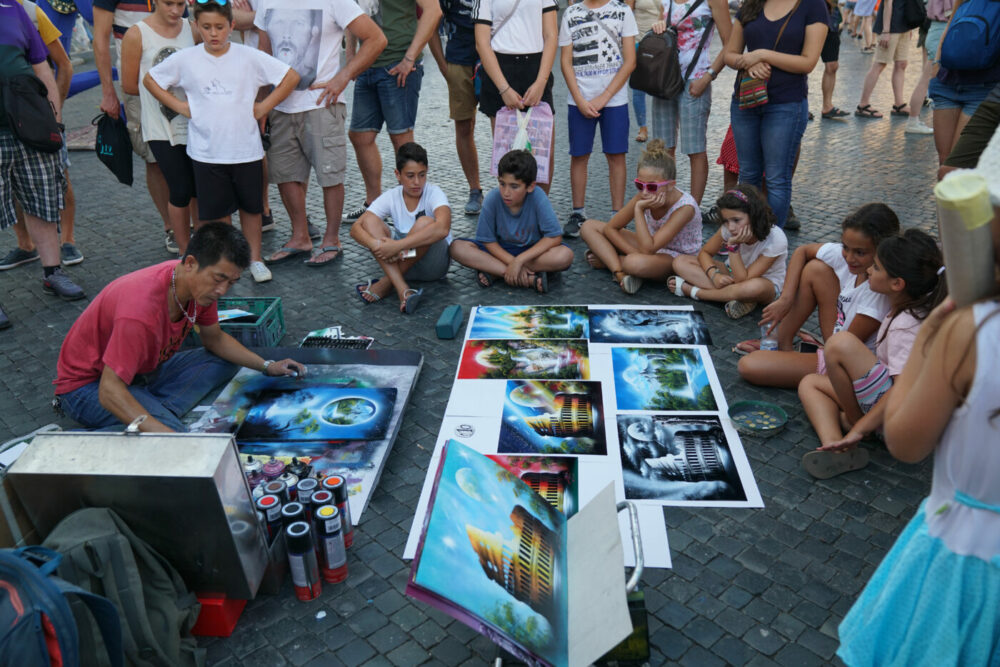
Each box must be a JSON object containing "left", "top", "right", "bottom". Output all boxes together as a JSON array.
[
  {"left": 891, "top": 103, "right": 910, "bottom": 116},
  {"left": 855, "top": 104, "right": 883, "bottom": 119},
  {"left": 476, "top": 271, "right": 494, "bottom": 288}
]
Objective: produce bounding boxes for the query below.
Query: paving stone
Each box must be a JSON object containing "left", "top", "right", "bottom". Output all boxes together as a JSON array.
[
  {"left": 679, "top": 644, "right": 727, "bottom": 667},
  {"left": 429, "top": 637, "right": 472, "bottom": 664},
  {"left": 336, "top": 639, "right": 376, "bottom": 665},
  {"left": 282, "top": 635, "right": 328, "bottom": 666},
  {"left": 714, "top": 608, "right": 755, "bottom": 638},
  {"left": 712, "top": 635, "right": 756, "bottom": 666},
  {"left": 743, "top": 625, "right": 787, "bottom": 656},
  {"left": 386, "top": 640, "right": 431, "bottom": 666},
  {"left": 799, "top": 627, "right": 841, "bottom": 660}
]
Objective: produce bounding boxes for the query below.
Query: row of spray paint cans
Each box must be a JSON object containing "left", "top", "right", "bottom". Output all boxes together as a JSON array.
[{"left": 245, "top": 455, "right": 353, "bottom": 602}]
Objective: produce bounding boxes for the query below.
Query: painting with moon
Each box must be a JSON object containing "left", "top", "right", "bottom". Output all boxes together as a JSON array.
[{"left": 469, "top": 306, "right": 590, "bottom": 340}]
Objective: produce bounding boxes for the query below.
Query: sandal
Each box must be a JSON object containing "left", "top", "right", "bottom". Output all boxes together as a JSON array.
[
  {"left": 725, "top": 300, "right": 756, "bottom": 319},
  {"left": 533, "top": 272, "right": 549, "bottom": 294},
  {"left": 891, "top": 103, "right": 910, "bottom": 116},
  {"left": 796, "top": 329, "right": 824, "bottom": 347},
  {"left": 401, "top": 287, "right": 423, "bottom": 314},
  {"left": 667, "top": 275, "right": 687, "bottom": 297},
  {"left": 477, "top": 271, "right": 494, "bottom": 288},
  {"left": 854, "top": 104, "right": 883, "bottom": 119},
  {"left": 821, "top": 107, "right": 849, "bottom": 119},
  {"left": 635, "top": 126, "right": 648, "bottom": 143},
  {"left": 801, "top": 448, "right": 870, "bottom": 479},
  {"left": 354, "top": 279, "right": 381, "bottom": 305},
  {"left": 306, "top": 245, "right": 342, "bottom": 267},
  {"left": 860, "top": 45, "right": 875, "bottom": 53},
  {"left": 620, "top": 274, "right": 642, "bottom": 294},
  {"left": 585, "top": 250, "right": 606, "bottom": 270}
]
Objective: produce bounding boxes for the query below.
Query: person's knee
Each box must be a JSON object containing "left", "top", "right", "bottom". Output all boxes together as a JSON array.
[
  {"left": 825, "top": 61, "right": 839, "bottom": 75},
  {"left": 548, "top": 245, "right": 574, "bottom": 271},
  {"left": 822, "top": 330, "right": 858, "bottom": 363},
  {"left": 802, "top": 257, "right": 834, "bottom": 285},
  {"left": 797, "top": 372, "right": 822, "bottom": 400},
  {"left": 895, "top": 60, "right": 908, "bottom": 71},
  {"left": 449, "top": 239, "right": 476, "bottom": 262},
  {"left": 580, "top": 219, "right": 604, "bottom": 238},
  {"left": 738, "top": 352, "right": 767, "bottom": 384}
]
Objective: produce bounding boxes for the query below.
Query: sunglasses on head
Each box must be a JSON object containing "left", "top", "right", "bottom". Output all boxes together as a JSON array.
[
  {"left": 634, "top": 179, "right": 674, "bottom": 193},
  {"left": 195, "top": 0, "right": 228, "bottom": 5}
]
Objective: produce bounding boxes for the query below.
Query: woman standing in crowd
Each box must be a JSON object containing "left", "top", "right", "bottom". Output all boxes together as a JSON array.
[{"left": 722, "top": 0, "right": 827, "bottom": 228}]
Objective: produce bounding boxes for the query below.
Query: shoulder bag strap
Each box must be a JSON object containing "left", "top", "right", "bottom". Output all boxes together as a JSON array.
[
  {"left": 773, "top": 0, "right": 804, "bottom": 49},
  {"left": 591, "top": 11, "right": 624, "bottom": 60},
  {"left": 492, "top": 0, "right": 525, "bottom": 38},
  {"left": 669, "top": 0, "right": 707, "bottom": 29},
  {"left": 682, "top": 17, "right": 715, "bottom": 84}
]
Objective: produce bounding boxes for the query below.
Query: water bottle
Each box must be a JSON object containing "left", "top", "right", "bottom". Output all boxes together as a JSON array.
[
  {"left": 760, "top": 325, "right": 778, "bottom": 351},
  {"left": 935, "top": 171, "right": 997, "bottom": 306}
]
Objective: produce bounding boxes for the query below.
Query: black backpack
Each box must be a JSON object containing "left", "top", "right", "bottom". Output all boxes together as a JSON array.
[
  {"left": 0, "top": 546, "right": 123, "bottom": 667},
  {"left": 93, "top": 112, "right": 134, "bottom": 186},
  {"left": 1, "top": 74, "right": 63, "bottom": 153},
  {"left": 630, "top": 0, "right": 713, "bottom": 100}
]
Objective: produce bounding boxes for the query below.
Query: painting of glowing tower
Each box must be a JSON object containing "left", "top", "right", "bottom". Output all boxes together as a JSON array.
[
  {"left": 466, "top": 505, "right": 560, "bottom": 617},
  {"left": 499, "top": 381, "right": 606, "bottom": 455}
]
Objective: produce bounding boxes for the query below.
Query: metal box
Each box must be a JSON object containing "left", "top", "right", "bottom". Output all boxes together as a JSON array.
[{"left": 7, "top": 431, "right": 268, "bottom": 599}]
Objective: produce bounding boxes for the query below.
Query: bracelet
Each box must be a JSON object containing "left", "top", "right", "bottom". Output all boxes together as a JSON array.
[
  {"left": 262, "top": 359, "right": 274, "bottom": 373},
  {"left": 706, "top": 266, "right": 720, "bottom": 277},
  {"left": 403, "top": 55, "right": 415, "bottom": 63},
  {"left": 499, "top": 85, "right": 511, "bottom": 96},
  {"left": 709, "top": 69, "right": 719, "bottom": 80}
]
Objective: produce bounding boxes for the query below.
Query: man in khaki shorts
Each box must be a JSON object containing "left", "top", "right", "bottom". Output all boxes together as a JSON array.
[
  {"left": 429, "top": 0, "right": 483, "bottom": 216},
  {"left": 854, "top": 0, "right": 911, "bottom": 119},
  {"left": 255, "top": 2, "right": 386, "bottom": 267}
]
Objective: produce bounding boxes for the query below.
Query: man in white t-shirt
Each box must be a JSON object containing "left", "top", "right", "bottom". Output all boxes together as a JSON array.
[
  {"left": 254, "top": 0, "right": 387, "bottom": 267},
  {"left": 349, "top": 142, "right": 452, "bottom": 314}
]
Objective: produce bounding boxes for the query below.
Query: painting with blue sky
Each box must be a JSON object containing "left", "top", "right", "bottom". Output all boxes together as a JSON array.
[
  {"left": 499, "top": 381, "right": 605, "bottom": 455},
  {"left": 611, "top": 347, "right": 717, "bottom": 411},
  {"left": 470, "top": 306, "right": 589, "bottom": 339},
  {"left": 409, "top": 440, "right": 568, "bottom": 667}
]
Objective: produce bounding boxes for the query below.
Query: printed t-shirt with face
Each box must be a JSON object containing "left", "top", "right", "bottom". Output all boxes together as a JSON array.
[
  {"left": 663, "top": 0, "right": 716, "bottom": 81},
  {"left": 357, "top": 0, "right": 418, "bottom": 68},
  {"left": 875, "top": 310, "right": 920, "bottom": 376},
  {"left": 54, "top": 261, "right": 219, "bottom": 395},
  {"left": 254, "top": 0, "right": 363, "bottom": 112},
  {"left": 441, "top": 0, "right": 477, "bottom": 65},
  {"left": 816, "top": 242, "right": 891, "bottom": 351},
  {"left": 367, "top": 183, "right": 454, "bottom": 243},
  {"left": 720, "top": 223, "right": 788, "bottom": 290},
  {"left": 148, "top": 43, "right": 291, "bottom": 164},
  {"left": 0, "top": 3, "right": 48, "bottom": 131},
  {"left": 474, "top": 0, "right": 558, "bottom": 54},
  {"left": 476, "top": 187, "right": 562, "bottom": 247},
  {"left": 558, "top": 0, "right": 638, "bottom": 107}
]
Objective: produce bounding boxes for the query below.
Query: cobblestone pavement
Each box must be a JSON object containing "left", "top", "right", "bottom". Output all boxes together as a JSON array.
[{"left": 0, "top": 27, "right": 941, "bottom": 666}]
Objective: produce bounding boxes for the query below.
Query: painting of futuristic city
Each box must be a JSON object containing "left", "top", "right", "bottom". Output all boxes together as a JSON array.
[
  {"left": 616, "top": 415, "right": 747, "bottom": 502},
  {"left": 469, "top": 306, "right": 590, "bottom": 340},
  {"left": 409, "top": 440, "right": 568, "bottom": 667},
  {"left": 486, "top": 455, "right": 579, "bottom": 517},
  {"left": 498, "top": 381, "right": 605, "bottom": 456},
  {"left": 611, "top": 347, "right": 717, "bottom": 411},
  {"left": 458, "top": 340, "right": 590, "bottom": 380},
  {"left": 589, "top": 309, "right": 712, "bottom": 345}
]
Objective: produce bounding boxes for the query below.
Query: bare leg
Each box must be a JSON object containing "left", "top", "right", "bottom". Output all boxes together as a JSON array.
[
  {"left": 776, "top": 259, "right": 841, "bottom": 349},
  {"left": 539, "top": 124, "right": 554, "bottom": 195},
  {"left": 348, "top": 130, "right": 383, "bottom": 204},
  {"left": 169, "top": 202, "right": 192, "bottom": 255},
  {"left": 821, "top": 61, "right": 839, "bottom": 114},
  {"left": 858, "top": 61, "right": 887, "bottom": 111},
  {"left": 738, "top": 350, "right": 820, "bottom": 388},
  {"left": 622, "top": 252, "right": 676, "bottom": 281},
  {"left": 580, "top": 219, "right": 626, "bottom": 278},
  {"left": 455, "top": 118, "right": 480, "bottom": 191},
  {"left": 723, "top": 168, "right": 738, "bottom": 191},
  {"left": 449, "top": 239, "right": 513, "bottom": 279},
  {"left": 60, "top": 178, "right": 76, "bottom": 245},
  {"left": 823, "top": 331, "right": 879, "bottom": 425},
  {"left": 12, "top": 210, "right": 35, "bottom": 252},
  {"left": 389, "top": 130, "right": 414, "bottom": 152},
  {"left": 607, "top": 153, "right": 627, "bottom": 211},
  {"left": 304, "top": 183, "right": 346, "bottom": 264},
  {"left": 890, "top": 59, "right": 908, "bottom": 108},
  {"left": 273, "top": 181, "right": 313, "bottom": 258},
  {"left": 908, "top": 51, "right": 935, "bottom": 120},
  {"left": 688, "top": 152, "right": 709, "bottom": 205},
  {"left": 523, "top": 244, "right": 574, "bottom": 273},
  {"left": 570, "top": 154, "right": 590, "bottom": 209},
  {"left": 146, "top": 162, "right": 172, "bottom": 231},
  {"left": 22, "top": 214, "right": 60, "bottom": 267},
  {"left": 799, "top": 373, "right": 848, "bottom": 444},
  {"left": 237, "top": 211, "right": 264, "bottom": 263}
]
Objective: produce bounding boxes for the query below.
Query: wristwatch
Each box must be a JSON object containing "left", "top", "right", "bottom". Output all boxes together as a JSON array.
[
  {"left": 262, "top": 360, "right": 274, "bottom": 373},
  {"left": 710, "top": 69, "right": 719, "bottom": 80}
]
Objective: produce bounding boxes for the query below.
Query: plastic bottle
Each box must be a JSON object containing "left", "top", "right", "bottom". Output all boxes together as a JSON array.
[
  {"left": 935, "top": 171, "right": 997, "bottom": 306},
  {"left": 760, "top": 325, "right": 778, "bottom": 351}
]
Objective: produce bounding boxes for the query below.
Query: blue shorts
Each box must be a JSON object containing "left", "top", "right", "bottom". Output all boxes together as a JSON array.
[
  {"left": 928, "top": 79, "right": 995, "bottom": 116},
  {"left": 350, "top": 61, "right": 424, "bottom": 134},
  {"left": 567, "top": 104, "right": 629, "bottom": 156},
  {"left": 462, "top": 237, "right": 569, "bottom": 255}
]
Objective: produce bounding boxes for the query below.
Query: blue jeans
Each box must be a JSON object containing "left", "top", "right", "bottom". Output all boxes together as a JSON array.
[
  {"left": 349, "top": 61, "right": 424, "bottom": 134},
  {"left": 729, "top": 98, "right": 808, "bottom": 228},
  {"left": 632, "top": 86, "right": 647, "bottom": 127},
  {"left": 58, "top": 349, "right": 238, "bottom": 431}
]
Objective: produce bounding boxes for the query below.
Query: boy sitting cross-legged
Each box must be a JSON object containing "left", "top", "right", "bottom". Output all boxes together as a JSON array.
[
  {"left": 350, "top": 142, "right": 453, "bottom": 314},
  {"left": 449, "top": 150, "right": 573, "bottom": 292}
]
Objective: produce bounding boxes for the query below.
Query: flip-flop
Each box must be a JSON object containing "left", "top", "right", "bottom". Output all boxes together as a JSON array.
[
  {"left": 476, "top": 271, "right": 494, "bottom": 288},
  {"left": 354, "top": 279, "right": 381, "bottom": 305},
  {"left": 796, "top": 329, "right": 824, "bottom": 347},
  {"left": 306, "top": 246, "right": 342, "bottom": 267},
  {"left": 402, "top": 287, "right": 423, "bottom": 314},
  {"left": 822, "top": 107, "right": 849, "bottom": 119},
  {"left": 801, "top": 448, "right": 870, "bottom": 479},
  {"left": 533, "top": 272, "right": 548, "bottom": 294},
  {"left": 266, "top": 245, "right": 310, "bottom": 265},
  {"left": 733, "top": 338, "right": 761, "bottom": 355}
]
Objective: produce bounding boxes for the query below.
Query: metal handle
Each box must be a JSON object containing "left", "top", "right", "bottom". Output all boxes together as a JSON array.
[{"left": 617, "top": 501, "right": 644, "bottom": 593}]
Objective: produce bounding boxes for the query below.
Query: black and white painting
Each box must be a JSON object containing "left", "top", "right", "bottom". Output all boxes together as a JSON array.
[
  {"left": 589, "top": 308, "right": 712, "bottom": 345},
  {"left": 263, "top": 9, "right": 322, "bottom": 89}
]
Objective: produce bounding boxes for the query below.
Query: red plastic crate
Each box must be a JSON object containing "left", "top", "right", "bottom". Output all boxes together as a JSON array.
[{"left": 191, "top": 594, "right": 247, "bottom": 637}]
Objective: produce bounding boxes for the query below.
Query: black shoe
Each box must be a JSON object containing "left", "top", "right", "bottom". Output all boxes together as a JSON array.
[
  {"left": 261, "top": 212, "right": 276, "bottom": 232},
  {"left": 344, "top": 202, "right": 368, "bottom": 224},
  {"left": 703, "top": 205, "right": 721, "bottom": 226},
  {"left": 0, "top": 247, "right": 39, "bottom": 270},
  {"left": 0, "top": 303, "right": 10, "bottom": 330},
  {"left": 784, "top": 206, "right": 801, "bottom": 231},
  {"left": 307, "top": 216, "right": 322, "bottom": 240},
  {"left": 42, "top": 268, "right": 85, "bottom": 301},
  {"left": 563, "top": 212, "right": 585, "bottom": 238}
]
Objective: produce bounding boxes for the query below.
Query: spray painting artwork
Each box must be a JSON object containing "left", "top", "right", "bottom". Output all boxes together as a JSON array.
[
  {"left": 486, "top": 455, "right": 579, "bottom": 517},
  {"left": 611, "top": 347, "right": 717, "bottom": 411},
  {"left": 498, "top": 381, "right": 605, "bottom": 456},
  {"left": 469, "top": 306, "right": 589, "bottom": 340},
  {"left": 409, "top": 440, "right": 568, "bottom": 667},
  {"left": 616, "top": 415, "right": 746, "bottom": 503},
  {"left": 458, "top": 340, "right": 590, "bottom": 380},
  {"left": 588, "top": 309, "right": 712, "bottom": 345}
]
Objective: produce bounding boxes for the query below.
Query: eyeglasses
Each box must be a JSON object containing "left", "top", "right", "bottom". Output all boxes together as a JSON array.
[{"left": 634, "top": 179, "right": 675, "bottom": 193}]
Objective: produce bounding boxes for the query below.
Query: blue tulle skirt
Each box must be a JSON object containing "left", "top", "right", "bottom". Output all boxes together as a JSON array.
[{"left": 838, "top": 501, "right": 1000, "bottom": 667}]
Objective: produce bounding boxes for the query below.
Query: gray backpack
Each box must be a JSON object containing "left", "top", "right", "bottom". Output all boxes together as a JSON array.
[{"left": 42, "top": 508, "right": 205, "bottom": 667}]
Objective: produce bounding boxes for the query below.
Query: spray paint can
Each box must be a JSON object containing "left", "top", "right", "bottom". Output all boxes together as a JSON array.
[
  {"left": 287, "top": 456, "right": 311, "bottom": 479},
  {"left": 262, "top": 479, "right": 289, "bottom": 504},
  {"left": 313, "top": 504, "right": 348, "bottom": 583},
  {"left": 322, "top": 475, "right": 353, "bottom": 548},
  {"left": 262, "top": 456, "right": 286, "bottom": 481},
  {"left": 243, "top": 456, "right": 264, "bottom": 489},
  {"left": 254, "top": 494, "right": 283, "bottom": 543},
  {"left": 278, "top": 472, "right": 299, "bottom": 501},
  {"left": 310, "top": 490, "right": 334, "bottom": 532},
  {"left": 280, "top": 501, "right": 305, "bottom": 528},
  {"left": 285, "top": 521, "right": 321, "bottom": 602},
  {"left": 297, "top": 479, "right": 319, "bottom": 521}
]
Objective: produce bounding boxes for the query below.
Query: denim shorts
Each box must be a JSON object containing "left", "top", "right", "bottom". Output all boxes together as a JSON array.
[
  {"left": 350, "top": 61, "right": 424, "bottom": 134},
  {"left": 567, "top": 104, "right": 629, "bottom": 156},
  {"left": 928, "top": 79, "right": 995, "bottom": 116},
  {"left": 649, "top": 84, "right": 712, "bottom": 155}
]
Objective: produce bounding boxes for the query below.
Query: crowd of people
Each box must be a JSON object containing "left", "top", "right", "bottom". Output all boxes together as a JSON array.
[{"left": 2, "top": 0, "right": 1000, "bottom": 660}]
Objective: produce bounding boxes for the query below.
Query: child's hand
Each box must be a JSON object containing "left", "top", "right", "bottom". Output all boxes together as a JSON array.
[
  {"left": 522, "top": 79, "right": 546, "bottom": 108},
  {"left": 819, "top": 430, "right": 863, "bottom": 452},
  {"left": 371, "top": 237, "right": 398, "bottom": 263},
  {"left": 501, "top": 86, "right": 523, "bottom": 110},
  {"left": 745, "top": 62, "right": 771, "bottom": 80},
  {"left": 179, "top": 101, "right": 192, "bottom": 119},
  {"left": 504, "top": 258, "right": 528, "bottom": 287},
  {"left": 577, "top": 100, "right": 600, "bottom": 118},
  {"left": 730, "top": 225, "right": 756, "bottom": 246},
  {"left": 759, "top": 296, "right": 791, "bottom": 333},
  {"left": 252, "top": 102, "right": 268, "bottom": 120},
  {"left": 651, "top": 20, "right": 667, "bottom": 34},
  {"left": 689, "top": 73, "right": 711, "bottom": 98},
  {"left": 737, "top": 49, "right": 766, "bottom": 68}
]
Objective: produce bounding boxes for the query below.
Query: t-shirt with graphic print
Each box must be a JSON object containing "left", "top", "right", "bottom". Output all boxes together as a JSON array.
[
  {"left": 255, "top": 0, "right": 364, "bottom": 113},
  {"left": 815, "top": 242, "right": 891, "bottom": 352},
  {"left": 558, "top": 0, "right": 639, "bottom": 107},
  {"left": 441, "top": 0, "right": 477, "bottom": 65},
  {"left": 357, "top": 0, "right": 418, "bottom": 68},
  {"left": 662, "top": 0, "right": 716, "bottom": 81}
]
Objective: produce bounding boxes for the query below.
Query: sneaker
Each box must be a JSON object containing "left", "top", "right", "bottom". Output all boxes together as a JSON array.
[
  {"left": 344, "top": 202, "right": 368, "bottom": 224},
  {"left": 464, "top": 189, "right": 483, "bottom": 216},
  {"left": 165, "top": 229, "right": 179, "bottom": 254},
  {"left": 0, "top": 247, "right": 39, "bottom": 270},
  {"left": 725, "top": 299, "right": 756, "bottom": 319},
  {"left": 563, "top": 212, "right": 585, "bottom": 238},
  {"left": 905, "top": 118, "right": 934, "bottom": 135},
  {"left": 784, "top": 206, "right": 801, "bottom": 231},
  {"left": 261, "top": 212, "right": 276, "bottom": 232},
  {"left": 42, "top": 268, "right": 85, "bottom": 301},
  {"left": 250, "top": 261, "right": 272, "bottom": 283},
  {"left": 307, "top": 221, "right": 322, "bottom": 241},
  {"left": 60, "top": 243, "right": 84, "bottom": 266},
  {"left": 702, "top": 205, "right": 721, "bottom": 226}
]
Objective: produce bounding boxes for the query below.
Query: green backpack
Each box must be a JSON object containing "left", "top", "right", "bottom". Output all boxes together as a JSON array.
[{"left": 41, "top": 508, "right": 205, "bottom": 667}]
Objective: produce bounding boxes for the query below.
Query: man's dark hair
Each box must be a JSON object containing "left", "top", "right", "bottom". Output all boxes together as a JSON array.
[
  {"left": 184, "top": 222, "right": 251, "bottom": 270},
  {"left": 193, "top": 0, "right": 233, "bottom": 21},
  {"left": 395, "top": 142, "right": 428, "bottom": 171},
  {"left": 498, "top": 150, "right": 537, "bottom": 185}
]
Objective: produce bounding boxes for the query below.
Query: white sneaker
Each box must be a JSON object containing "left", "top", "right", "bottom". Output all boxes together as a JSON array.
[
  {"left": 905, "top": 118, "right": 934, "bottom": 135},
  {"left": 250, "top": 261, "right": 272, "bottom": 283}
]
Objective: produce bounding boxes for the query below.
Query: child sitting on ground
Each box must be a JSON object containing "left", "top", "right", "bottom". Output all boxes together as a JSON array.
[
  {"left": 350, "top": 142, "right": 453, "bottom": 315},
  {"left": 144, "top": 0, "right": 299, "bottom": 283},
  {"left": 798, "top": 229, "right": 946, "bottom": 478},
  {"left": 667, "top": 185, "right": 787, "bottom": 320},
  {"left": 738, "top": 203, "right": 900, "bottom": 388},
  {"left": 578, "top": 140, "right": 701, "bottom": 294},
  {"left": 449, "top": 150, "right": 573, "bottom": 293}
]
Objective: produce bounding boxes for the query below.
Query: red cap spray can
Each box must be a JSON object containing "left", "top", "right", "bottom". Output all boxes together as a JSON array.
[
  {"left": 313, "top": 504, "right": 348, "bottom": 583},
  {"left": 285, "top": 521, "right": 321, "bottom": 602},
  {"left": 254, "top": 494, "right": 283, "bottom": 543},
  {"left": 322, "top": 475, "right": 353, "bottom": 548}
]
